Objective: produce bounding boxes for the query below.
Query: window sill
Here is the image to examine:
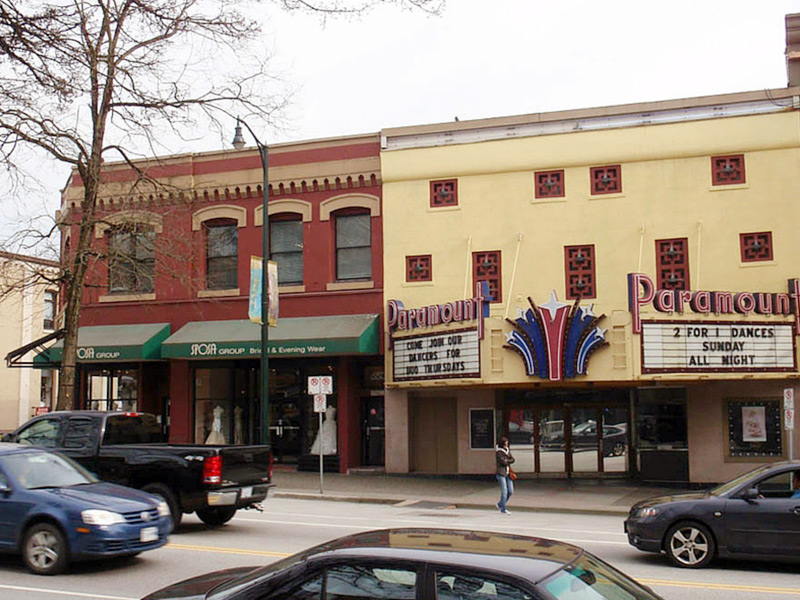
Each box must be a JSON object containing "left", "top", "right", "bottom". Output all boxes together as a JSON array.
[
  {"left": 531, "top": 197, "right": 567, "bottom": 205},
  {"left": 708, "top": 183, "right": 749, "bottom": 192},
  {"left": 198, "top": 288, "right": 240, "bottom": 298},
  {"left": 426, "top": 205, "right": 461, "bottom": 213},
  {"left": 279, "top": 284, "right": 306, "bottom": 294},
  {"left": 326, "top": 280, "right": 375, "bottom": 291},
  {"left": 588, "top": 192, "right": 624, "bottom": 201},
  {"left": 402, "top": 281, "right": 435, "bottom": 287},
  {"left": 99, "top": 293, "right": 156, "bottom": 303},
  {"left": 739, "top": 260, "right": 777, "bottom": 268}
]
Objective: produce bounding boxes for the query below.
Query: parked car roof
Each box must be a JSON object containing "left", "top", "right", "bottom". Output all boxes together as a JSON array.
[{"left": 227, "top": 528, "right": 583, "bottom": 591}]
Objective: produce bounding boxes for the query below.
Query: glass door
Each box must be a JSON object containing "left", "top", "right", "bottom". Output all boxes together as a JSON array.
[{"left": 537, "top": 407, "right": 566, "bottom": 474}]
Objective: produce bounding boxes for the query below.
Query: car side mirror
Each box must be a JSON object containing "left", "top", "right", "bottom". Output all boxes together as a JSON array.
[
  {"left": 1, "top": 433, "right": 13, "bottom": 443},
  {"left": 740, "top": 487, "right": 760, "bottom": 500},
  {"left": 0, "top": 481, "right": 10, "bottom": 496}
]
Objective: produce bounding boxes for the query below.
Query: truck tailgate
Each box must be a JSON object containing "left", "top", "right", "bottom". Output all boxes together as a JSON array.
[{"left": 219, "top": 446, "right": 271, "bottom": 487}]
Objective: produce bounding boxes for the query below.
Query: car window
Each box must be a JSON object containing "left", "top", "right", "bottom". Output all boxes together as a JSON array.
[
  {"left": 326, "top": 565, "right": 417, "bottom": 600},
  {"left": 756, "top": 471, "right": 799, "bottom": 499},
  {"left": 436, "top": 571, "right": 532, "bottom": 600},
  {"left": 3, "top": 452, "right": 95, "bottom": 489},
  {"left": 278, "top": 574, "right": 322, "bottom": 600},
  {"left": 64, "top": 418, "right": 95, "bottom": 449},
  {"left": 16, "top": 418, "right": 61, "bottom": 448},
  {"left": 541, "top": 553, "right": 661, "bottom": 600}
]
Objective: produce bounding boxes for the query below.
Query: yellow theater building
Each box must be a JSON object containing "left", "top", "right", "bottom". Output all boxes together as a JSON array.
[{"left": 380, "top": 24, "right": 800, "bottom": 483}]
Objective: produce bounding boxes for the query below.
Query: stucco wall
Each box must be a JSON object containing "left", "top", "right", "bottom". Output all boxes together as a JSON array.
[
  {"left": 688, "top": 381, "right": 798, "bottom": 483},
  {"left": 385, "top": 387, "right": 409, "bottom": 473},
  {"left": 456, "top": 389, "right": 497, "bottom": 474}
]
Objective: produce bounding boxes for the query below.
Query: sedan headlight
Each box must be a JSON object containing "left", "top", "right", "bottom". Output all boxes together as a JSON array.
[
  {"left": 156, "top": 500, "right": 171, "bottom": 518},
  {"left": 636, "top": 507, "right": 659, "bottom": 518},
  {"left": 81, "top": 509, "right": 125, "bottom": 526}
]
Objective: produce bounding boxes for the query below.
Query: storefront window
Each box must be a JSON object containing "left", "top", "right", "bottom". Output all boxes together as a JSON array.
[
  {"left": 194, "top": 366, "right": 256, "bottom": 446},
  {"left": 86, "top": 367, "right": 138, "bottom": 411},
  {"left": 195, "top": 368, "right": 232, "bottom": 444},
  {"left": 726, "top": 398, "right": 783, "bottom": 458},
  {"left": 637, "top": 388, "right": 687, "bottom": 450}
]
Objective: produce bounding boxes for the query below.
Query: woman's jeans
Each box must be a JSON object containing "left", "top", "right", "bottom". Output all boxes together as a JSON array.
[{"left": 496, "top": 474, "right": 514, "bottom": 512}]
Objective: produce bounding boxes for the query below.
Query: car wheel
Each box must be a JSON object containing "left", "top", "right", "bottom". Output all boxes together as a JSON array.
[
  {"left": 196, "top": 507, "right": 237, "bottom": 527},
  {"left": 142, "top": 483, "right": 182, "bottom": 527},
  {"left": 665, "top": 521, "right": 715, "bottom": 568},
  {"left": 22, "top": 522, "right": 68, "bottom": 575}
]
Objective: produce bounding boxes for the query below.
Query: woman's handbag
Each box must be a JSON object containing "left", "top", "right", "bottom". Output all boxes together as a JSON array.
[{"left": 508, "top": 467, "right": 518, "bottom": 481}]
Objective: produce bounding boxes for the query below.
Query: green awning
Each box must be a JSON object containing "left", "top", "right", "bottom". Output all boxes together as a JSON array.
[
  {"left": 161, "top": 315, "right": 379, "bottom": 359},
  {"left": 34, "top": 323, "right": 171, "bottom": 365}
]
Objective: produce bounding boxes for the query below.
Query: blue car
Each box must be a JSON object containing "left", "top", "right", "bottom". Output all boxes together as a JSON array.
[{"left": 0, "top": 443, "right": 172, "bottom": 575}]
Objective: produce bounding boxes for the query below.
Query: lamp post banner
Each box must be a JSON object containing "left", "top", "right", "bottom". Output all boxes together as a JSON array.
[
  {"left": 249, "top": 256, "right": 263, "bottom": 325},
  {"left": 249, "top": 257, "right": 279, "bottom": 326}
]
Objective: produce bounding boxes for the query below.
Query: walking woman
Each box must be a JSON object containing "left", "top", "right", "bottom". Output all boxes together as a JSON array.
[{"left": 495, "top": 435, "right": 515, "bottom": 514}]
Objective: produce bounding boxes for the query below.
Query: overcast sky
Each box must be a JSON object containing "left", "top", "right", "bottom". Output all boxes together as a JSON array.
[{"left": 3, "top": 1, "right": 800, "bottom": 249}]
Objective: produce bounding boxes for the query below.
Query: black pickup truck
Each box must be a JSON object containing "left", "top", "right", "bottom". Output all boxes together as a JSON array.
[{"left": 2, "top": 411, "right": 273, "bottom": 527}]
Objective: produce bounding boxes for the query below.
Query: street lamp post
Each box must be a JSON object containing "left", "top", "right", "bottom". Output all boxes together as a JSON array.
[{"left": 232, "top": 118, "right": 270, "bottom": 445}]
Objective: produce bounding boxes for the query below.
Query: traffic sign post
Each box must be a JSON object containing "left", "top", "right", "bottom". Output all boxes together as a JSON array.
[
  {"left": 785, "top": 388, "right": 794, "bottom": 460},
  {"left": 309, "top": 379, "right": 332, "bottom": 494}
]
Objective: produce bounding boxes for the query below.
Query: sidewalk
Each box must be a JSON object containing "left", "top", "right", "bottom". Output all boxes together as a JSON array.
[{"left": 271, "top": 468, "right": 688, "bottom": 516}]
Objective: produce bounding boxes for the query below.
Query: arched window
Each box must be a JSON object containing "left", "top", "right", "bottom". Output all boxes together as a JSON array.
[
  {"left": 107, "top": 224, "right": 155, "bottom": 294},
  {"left": 205, "top": 218, "right": 238, "bottom": 290},
  {"left": 335, "top": 210, "right": 371, "bottom": 281},
  {"left": 270, "top": 214, "right": 303, "bottom": 286}
]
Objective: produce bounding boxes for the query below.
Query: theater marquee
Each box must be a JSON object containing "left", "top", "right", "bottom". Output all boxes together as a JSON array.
[
  {"left": 641, "top": 321, "right": 796, "bottom": 373},
  {"left": 628, "top": 272, "right": 800, "bottom": 374}
]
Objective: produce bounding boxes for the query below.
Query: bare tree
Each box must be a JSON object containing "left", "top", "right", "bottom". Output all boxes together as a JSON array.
[{"left": 0, "top": 0, "right": 442, "bottom": 411}]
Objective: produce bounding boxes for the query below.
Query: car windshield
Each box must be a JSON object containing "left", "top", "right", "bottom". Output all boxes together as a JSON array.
[
  {"left": 2, "top": 451, "right": 97, "bottom": 489},
  {"left": 708, "top": 464, "right": 774, "bottom": 496},
  {"left": 541, "top": 553, "right": 662, "bottom": 600}
]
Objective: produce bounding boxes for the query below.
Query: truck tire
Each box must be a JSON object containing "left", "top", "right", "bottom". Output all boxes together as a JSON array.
[
  {"left": 22, "top": 522, "right": 69, "bottom": 575},
  {"left": 142, "top": 483, "right": 182, "bottom": 527},
  {"left": 196, "top": 506, "right": 237, "bottom": 527}
]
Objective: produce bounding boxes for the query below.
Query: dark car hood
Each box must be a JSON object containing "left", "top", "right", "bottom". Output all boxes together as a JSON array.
[
  {"left": 632, "top": 492, "right": 709, "bottom": 509},
  {"left": 46, "top": 482, "right": 158, "bottom": 511},
  {"left": 142, "top": 567, "right": 260, "bottom": 600}
]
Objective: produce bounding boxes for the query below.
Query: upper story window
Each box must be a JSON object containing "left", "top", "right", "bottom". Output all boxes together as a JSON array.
[
  {"left": 270, "top": 216, "right": 303, "bottom": 285},
  {"left": 335, "top": 212, "right": 371, "bottom": 281},
  {"left": 590, "top": 165, "right": 621, "bottom": 195},
  {"left": 564, "top": 244, "right": 596, "bottom": 299},
  {"left": 712, "top": 154, "right": 745, "bottom": 186},
  {"left": 406, "top": 255, "right": 432, "bottom": 282},
  {"left": 107, "top": 225, "right": 155, "bottom": 294},
  {"left": 656, "top": 238, "right": 689, "bottom": 290},
  {"left": 534, "top": 170, "right": 565, "bottom": 199},
  {"left": 430, "top": 179, "right": 458, "bottom": 207},
  {"left": 740, "top": 231, "right": 773, "bottom": 262},
  {"left": 205, "top": 219, "right": 238, "bottom": 290},
  {"left": 473, "top": 251, "right": 501, "bottom": 303},
  {"left": 43, "top": 290, "right": 56, "bottom": 330}
]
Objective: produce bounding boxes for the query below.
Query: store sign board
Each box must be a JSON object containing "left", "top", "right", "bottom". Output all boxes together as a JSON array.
[
  {"left": 641, "top": 321, "right": 796, "bottom": 373},
  {"left": 628, "top": 273, "right": 800, "bottom": 335},
  {"left": 393, "top": 328, "right": 480, "bottom": 381}
]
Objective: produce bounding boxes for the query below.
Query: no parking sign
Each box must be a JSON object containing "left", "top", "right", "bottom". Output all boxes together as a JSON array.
[{"left": 785, "top": 388, "right": 794, "bottom": 430}]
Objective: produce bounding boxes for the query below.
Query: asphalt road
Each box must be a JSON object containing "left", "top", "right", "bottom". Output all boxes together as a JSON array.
[{"left": 1, "top": 497, "right": 799, "bottom": 600}]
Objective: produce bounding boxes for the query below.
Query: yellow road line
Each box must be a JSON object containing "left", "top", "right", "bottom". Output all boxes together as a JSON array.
[
  {"left": 641, "top": 578, "right": 800, "bottom": 596},
  {"left": 166, "top": 542, "right": 290, "bottom": 558}
]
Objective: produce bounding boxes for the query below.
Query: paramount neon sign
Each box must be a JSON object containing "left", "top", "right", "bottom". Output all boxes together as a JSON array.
[
  {"left": 627, "top": 273, "right": 800, "bottom": 334},
  {"left": 387, "top": 282, "right": 490, "bottom": 339}
]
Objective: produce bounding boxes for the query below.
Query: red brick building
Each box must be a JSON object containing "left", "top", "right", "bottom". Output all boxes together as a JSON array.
[{"left": 51, "top": 134, "right": 385, "bottom": 471}]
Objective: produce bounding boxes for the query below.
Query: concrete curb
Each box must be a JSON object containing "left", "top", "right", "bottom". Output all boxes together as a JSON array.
[{"left": 272, "top": 491, "right": 631, "bottom": 516}]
